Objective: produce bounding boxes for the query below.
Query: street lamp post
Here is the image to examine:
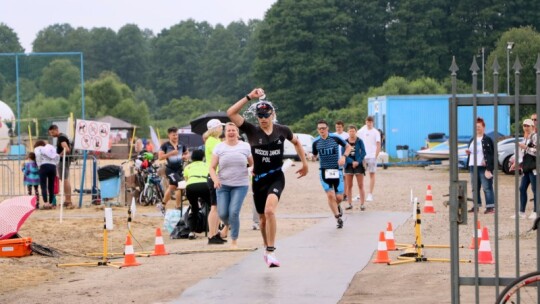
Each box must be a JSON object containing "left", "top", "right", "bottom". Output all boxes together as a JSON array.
[{"left": 506, "top": 42, "right": 515, "bottom": 94}]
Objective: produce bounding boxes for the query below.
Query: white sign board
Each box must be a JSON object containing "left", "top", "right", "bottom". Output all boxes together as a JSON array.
[{"left": 74, "top": 119, "right": 111, "bottom": 152}]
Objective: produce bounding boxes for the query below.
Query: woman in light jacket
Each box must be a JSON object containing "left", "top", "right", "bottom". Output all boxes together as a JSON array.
[{"left": 34, "top": 140, "right": 59, "bottom": 209}]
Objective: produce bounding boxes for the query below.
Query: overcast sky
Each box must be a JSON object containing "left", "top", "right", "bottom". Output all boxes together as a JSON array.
[{"left": 1, "top": 0, "right": 277, "bottom": 52}]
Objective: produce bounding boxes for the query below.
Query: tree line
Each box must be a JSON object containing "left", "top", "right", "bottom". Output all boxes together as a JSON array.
[{"left": 0, "top": 0, "right": 539, "bottom": 136}]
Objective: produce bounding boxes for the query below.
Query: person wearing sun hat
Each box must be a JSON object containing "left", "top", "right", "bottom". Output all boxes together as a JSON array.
[
  {"left": 227, "top": 88, "right": 309, "bottom": 267},
  {"left": 511, "top": 118, "right": 537, "bottom": 219},
  {"left": 203, "top": 118, "right": 230, "bottom": 244}
]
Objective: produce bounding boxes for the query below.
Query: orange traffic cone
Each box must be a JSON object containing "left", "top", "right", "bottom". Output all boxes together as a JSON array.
[
  {"left": 151, "top": 228, "right": 169, "bottom": 256},
  {"left": 478, "top": 227, "right": 494, "bottom": 264},
  {"left": 122, "top": 234, "right": 141, "bottom": 267},
  {"left": 373, "top": 231, "right": 391, "bottom": 263},
  {"left": 423, "top": 185, "right": 436, "bottom": 213},
  {"left": 469, "top": 220, "right": 482, "bottom": 249},
  {"left": 385, "top": 222, "right": 397, "bottom": 251}
]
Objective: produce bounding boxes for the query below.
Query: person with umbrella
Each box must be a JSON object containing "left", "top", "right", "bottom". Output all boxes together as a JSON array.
[{"left": 227, "top": 88, "right": 309, "bottom": 267}]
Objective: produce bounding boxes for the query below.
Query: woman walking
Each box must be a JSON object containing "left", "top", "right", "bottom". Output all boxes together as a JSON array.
[
  {"left": 209, "top": 123, "right": 253, "bottom": 248},
  {"left": 344, "top": 125, "right": 367, "bottom": 211}
]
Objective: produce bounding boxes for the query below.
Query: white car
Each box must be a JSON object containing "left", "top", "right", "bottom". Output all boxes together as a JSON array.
[
  {"left": 283, "top": 133, "right": 314, "bottom": 161},
  {"left": 497, "top": 137, "right": 524, "bottom": 174}
]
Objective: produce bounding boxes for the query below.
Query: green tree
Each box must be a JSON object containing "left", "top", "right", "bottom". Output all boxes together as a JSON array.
[
  {"left": 386, "top": 0, "right": 448, "bottom": 80},
  {"left": 485, "top": 27, "right": 540, "bottom": 95},
  {"left": 134, "top": 87, "right": 158, "bottom": 115},
  {"left": 2, "top": 78, "right": 38, "bottom": 105},
  {"left": 85, "top": 72, "right": 134, "bottom": 115},
  {"left": 33, "top": 23, "right": 74, "bottom": 52},
  {"left": 254, "top": 0, "right": 389, "bottom": 123},
  {"left": 39, "top": 59, "right": 80, "bottom": 98},
  {"left": 23, "top": 94, "right": 72, "bottom": 120},
  {"left": 151, "top": 20, "right": 212, "bottom": 104},
  {"left": 0, "top": 23, "right": 25, "bottom": 83},
  {"left": 85, "top": 27, "right": 119, "bottom": 80},
  {"left": 115, "top": 24, "right": 151, "bottom": 89}
]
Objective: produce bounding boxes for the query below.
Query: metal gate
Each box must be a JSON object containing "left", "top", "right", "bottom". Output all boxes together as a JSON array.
[{"left": 449, "top": 55, "right": 540, "bottom": 303}]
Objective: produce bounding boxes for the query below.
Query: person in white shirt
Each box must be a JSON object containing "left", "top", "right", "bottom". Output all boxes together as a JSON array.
[
  {"left": 333, "top": 120, "right": 350, "bottom": 203},
  {"left": 357, "top": 116, "right": 381, "bottom": 202},
  {"left": 34, "top": 140, "right": 59, "bottom": 209}
]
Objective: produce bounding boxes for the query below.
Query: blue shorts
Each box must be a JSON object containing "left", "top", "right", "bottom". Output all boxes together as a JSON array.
[{"left": 319, "top": 169, "right": 344, "bottom": 194}]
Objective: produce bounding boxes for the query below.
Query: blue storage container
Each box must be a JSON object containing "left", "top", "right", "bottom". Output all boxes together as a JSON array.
[
  {"left": 99, "top": 177, "right": 121, "bottom": 199},
  {"left": 367, "top": 95, "right": 511, "bottom": 158}
]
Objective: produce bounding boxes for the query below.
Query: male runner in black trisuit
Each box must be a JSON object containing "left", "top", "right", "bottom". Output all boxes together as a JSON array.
[{"left": 227, "top": 88, "right": 309, "bottom": 267}]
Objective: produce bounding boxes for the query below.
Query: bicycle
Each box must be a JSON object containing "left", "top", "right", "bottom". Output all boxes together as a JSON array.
[
  {"left": 138, "top": 163, "right": 164, "bottom": 208},
  {"left": 495, "top": 217, "right": 540, "bottom": 303}
]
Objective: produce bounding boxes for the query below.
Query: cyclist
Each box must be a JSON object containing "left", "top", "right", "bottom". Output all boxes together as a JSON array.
[{"left": 158, "top": 127, "right": 189, "bottom": 213}]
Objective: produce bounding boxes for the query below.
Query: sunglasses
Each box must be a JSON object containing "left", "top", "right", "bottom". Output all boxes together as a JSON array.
[
  {"left": 318, "top": 126, "right": 328, "bottom": 130},
  {"left": 524, "top": 125, "right": 531, "bottom": 127},
  {"left": 256, "top": 112, "right": 272, "bottom": 119}
]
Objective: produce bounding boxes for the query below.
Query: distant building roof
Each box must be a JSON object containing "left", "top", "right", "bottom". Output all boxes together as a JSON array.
[{"left": 96, "top": 116, "right": 135, "bottom": 129}]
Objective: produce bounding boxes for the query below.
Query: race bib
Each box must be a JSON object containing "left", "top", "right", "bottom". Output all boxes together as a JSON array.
[{"left": 324, "top": 169, "right": 339, "bottom": 179}]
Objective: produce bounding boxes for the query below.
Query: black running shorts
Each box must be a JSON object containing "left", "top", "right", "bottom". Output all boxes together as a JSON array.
[
  {"left": 165, "top": 168, "right": 183, "bottom": 186},
  {"left": 252, "top": 170, "right": 285, "bottom": 214}
]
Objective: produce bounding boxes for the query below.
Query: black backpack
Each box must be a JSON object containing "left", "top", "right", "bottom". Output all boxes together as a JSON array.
[
  {"left": 170, "top": 219, "right": 191, "bottom": 239},
  {"left": 185, "top": 205, "right": 207, "bottom": 234}
]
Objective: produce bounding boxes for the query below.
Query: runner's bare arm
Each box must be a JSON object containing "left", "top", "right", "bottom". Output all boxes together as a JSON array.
[
  {"left": 227, "top": 88, "right": 264, "bottom": 126},
  {"left": 291, "top": 135, "right": 309, "bottom": 178}
]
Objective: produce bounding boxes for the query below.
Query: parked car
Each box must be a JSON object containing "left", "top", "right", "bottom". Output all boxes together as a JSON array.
[
  {"left": 497, "top": 137, "right": 524, "bottom": 174},
  {"left": 283, "top": 133, "right": 314, "bottom": 161}
]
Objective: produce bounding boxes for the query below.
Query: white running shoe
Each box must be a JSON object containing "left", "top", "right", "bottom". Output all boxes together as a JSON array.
[
  {"left": 529, "top": 212, "right": 537, "bottom": 219},
  {"left": 510, "top": 212, "right": 526, "bottom": 219},
  {"left": 252, "top": 223, "right": 260, "bottom": 230},
  {"left": 353, "top": 195, "right": 360, "bottom": 201},
  {"left": 366, "top": 193, "right": 373, "bottom": 202},
  {"left": 266, "top": 253, "right": 281, "bottom": 268}
]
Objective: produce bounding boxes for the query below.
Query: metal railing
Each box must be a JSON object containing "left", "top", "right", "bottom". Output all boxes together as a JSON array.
[{"left": 449, "top": 54, "right": 540, "bottom": 303}]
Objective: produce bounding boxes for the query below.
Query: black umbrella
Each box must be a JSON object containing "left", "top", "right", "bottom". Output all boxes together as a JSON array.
[{"left": 189, "top": 111, "right": 230, "bottom": 135}]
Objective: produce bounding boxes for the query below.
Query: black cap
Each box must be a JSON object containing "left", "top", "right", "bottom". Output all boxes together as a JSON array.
[{"left": 256, "top": 101, "right": 274, "bottom": 114}]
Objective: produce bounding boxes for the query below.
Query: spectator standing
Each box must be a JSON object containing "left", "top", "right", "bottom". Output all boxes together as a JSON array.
[
  {"left": 22, "top": 152, "right": 40, "bottom": 209},
  {"left": 511, "top": 119, "right": 537, "bottom": 219},
  {"left": 203, "top": 119, "right": 228, "bottom": 244},
  {"left": 334, "top": 120, "right": 349, "bottom": 200},
  {"left": 465, "top": 117, "right": 495, "bottom": 214},
  {"left": 48, "top": 124, "right": 73, "bottom": 209},
  {"left": 34, "top": 140, "right": 59, "bottom": 209},
  {"left": 344, "top": 125, "right": 367, "bottom": 211},
  {"left": 357, "top": 116, "right": 381, "bottom": 202}
]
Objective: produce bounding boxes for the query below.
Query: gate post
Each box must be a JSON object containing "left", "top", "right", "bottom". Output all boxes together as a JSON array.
[{"left": 449, "top": 56, "right": 461, "bottom": 304}]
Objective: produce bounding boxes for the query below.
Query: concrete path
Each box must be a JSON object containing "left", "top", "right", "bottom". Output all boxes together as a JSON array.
[{"left": 174, "top": 211, "right": 410, "bottom": 304}]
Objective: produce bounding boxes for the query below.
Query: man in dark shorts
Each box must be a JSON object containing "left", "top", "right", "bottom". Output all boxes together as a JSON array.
[
  {"left": 48, "top": 124, "right": 73, "bottom": 208},
  {"left": 227, "top": 88, "right": 309, "bottom": 267},
  {"left": 158, "top": 127, "right": 188, "bottom": 214},
  {"left": 312, "top": 120, "right": 351, "bottom": 228}
]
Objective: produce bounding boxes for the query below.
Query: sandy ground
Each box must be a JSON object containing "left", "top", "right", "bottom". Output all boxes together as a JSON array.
[{"left": 0, "top": 161, "right": 536, "bottom": 303}]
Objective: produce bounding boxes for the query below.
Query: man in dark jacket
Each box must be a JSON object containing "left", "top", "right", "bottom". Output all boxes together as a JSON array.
[{"left": 465, "top": 117, "right": 495, "bottom": 214}]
